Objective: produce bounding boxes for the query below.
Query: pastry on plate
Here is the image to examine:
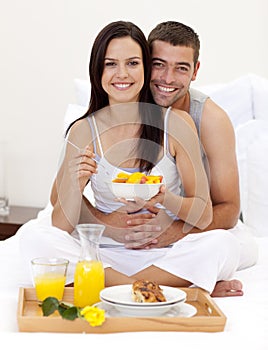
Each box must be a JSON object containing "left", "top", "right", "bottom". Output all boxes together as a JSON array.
[{"left": 132, "top": 280, "right": 166, "bottom": 303}]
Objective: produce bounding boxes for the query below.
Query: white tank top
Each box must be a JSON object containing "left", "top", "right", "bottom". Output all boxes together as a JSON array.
[{"left": 83, "top": 107, "right": 182, "bottom": 218}]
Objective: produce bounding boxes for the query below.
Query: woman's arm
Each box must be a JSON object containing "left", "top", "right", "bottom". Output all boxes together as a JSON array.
[
  {"left": 146, "top": 108, "right": 212, "bottom": 232},
  {"left": 51, "top": 119, "right": 97, "bottom": 233}
]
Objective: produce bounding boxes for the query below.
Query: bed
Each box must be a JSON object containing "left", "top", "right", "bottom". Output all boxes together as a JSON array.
[{"left": 1, "top": 74, "right": 268, "bottom": 349}]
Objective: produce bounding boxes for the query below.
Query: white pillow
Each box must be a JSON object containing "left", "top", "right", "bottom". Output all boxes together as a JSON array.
[
  {"left": 198, "top": 75, "right": 253, "bottom": 128},
  {"left": 63, "top": 103, "right": 88, "bottom": 134},
  {"left": 194, "top": 83, "right": 225, "bottom": 95},
  {"left": 75, "top": 75, "right": 256, "bottom": 129},
  {"left": 74, "top": 79, "right": 91, "bottom": 107},
  {"left": 250, "top": 74, "right": 268, "bottom": 122},
  {"left": 235, "top": 120, "right": 268, "bottom": 235},
  {"left": 246, "top": 130, "right": 268, "bottom": 236}
]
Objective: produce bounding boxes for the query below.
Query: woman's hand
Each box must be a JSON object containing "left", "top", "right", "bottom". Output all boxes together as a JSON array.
[
  {"left": 68, "top": 145, "right": 97, "bottom": 193},
  {"left": 115, "top": 185, "right": 166, "bottom": 213},
  {"left": 144, "top": 184, "right": 166, "bottom": 209}
]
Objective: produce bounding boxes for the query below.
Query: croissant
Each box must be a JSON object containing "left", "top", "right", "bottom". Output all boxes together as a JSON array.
[{"left": 132, "top": 280, "right": 166, "bottom": 303}]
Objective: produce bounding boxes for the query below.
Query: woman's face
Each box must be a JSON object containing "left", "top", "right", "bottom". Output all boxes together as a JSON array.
[{"left": 101, "top": 36, "right": 144, "bottom": 105}]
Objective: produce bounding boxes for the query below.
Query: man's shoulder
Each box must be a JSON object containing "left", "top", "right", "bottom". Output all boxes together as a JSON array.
[
  {"left": 201, "top": 98, "right": 235, "bottom": 139},
  {"left": 190, "top": 87, "right": 227, "bottom": 115},
  {"left": 189, "top": 87, "right": 209, "bottom": 102},
  {"left": 188, "top": 88, "right": 234, "bottom": 138}
]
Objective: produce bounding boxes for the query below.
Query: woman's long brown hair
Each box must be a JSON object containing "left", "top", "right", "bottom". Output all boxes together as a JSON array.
[{"left": 66, "top": 21, "right": 163, "bottom": 172}]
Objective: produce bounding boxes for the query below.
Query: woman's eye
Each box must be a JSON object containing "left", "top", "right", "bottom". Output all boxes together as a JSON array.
[
  {"left": 105, "top": 61, "right": 116, "bottom": 67},
  {"left": 128, "top": 61, "right": 139, "bottom": 66}
]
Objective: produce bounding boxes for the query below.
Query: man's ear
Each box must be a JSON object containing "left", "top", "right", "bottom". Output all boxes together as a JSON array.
[{"left": 191, "top": 61, "right": 200, "bottom": 82}]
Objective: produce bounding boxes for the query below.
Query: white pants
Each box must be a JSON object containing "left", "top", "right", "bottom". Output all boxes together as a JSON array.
[{"left": 17, "top": 204, "right": 258, "bottom": 294}]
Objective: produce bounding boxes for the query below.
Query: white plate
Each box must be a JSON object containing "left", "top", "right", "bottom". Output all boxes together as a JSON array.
[
  {"left": 99, "top": 298, "right": 186, "bottom": 316},
  {"left": 100, "top": 284, "right": 187, "bottom": 306},
  {"left": 94, "top": 301, "right": 197, "bottom": 318}
]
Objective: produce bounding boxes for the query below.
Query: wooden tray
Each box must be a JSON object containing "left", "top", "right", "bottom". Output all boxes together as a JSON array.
[{"left": 17, "top": 287, "right": 226, "bottom": 333}]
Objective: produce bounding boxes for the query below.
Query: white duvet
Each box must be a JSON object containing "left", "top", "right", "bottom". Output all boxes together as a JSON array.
[{"left": 0, "top": 234, "right": 267, "bottom": 350}]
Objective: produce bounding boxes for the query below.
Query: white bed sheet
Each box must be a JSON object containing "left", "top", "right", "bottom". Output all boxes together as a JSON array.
[{"left": 0, "top": 235, "right": 267, "bottom": 350}]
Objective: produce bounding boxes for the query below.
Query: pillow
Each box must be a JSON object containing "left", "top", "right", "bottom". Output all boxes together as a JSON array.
[
  {"left": 249, "top": 74, "right": 268, "bottom": 122},
  {"left": 75, "top": 75, "right": 256, "bottom": 129},
  {"left": 74, "top": 79, "right": 90, "bottom": 107},
  {"left": 193, "top": 83, "right": 225, "bottom": 95},
  {"left": 246, "top": 130, "right": 268, "bottom": 236},
  {"left": 197, "top": 75, "right": 254, "bottom": 128},
  {"left": 63, "top": 104, "right": 87, "bottom": 134},
  {"left": 235, "top": 120, "right": 268, "bottom": 236}
]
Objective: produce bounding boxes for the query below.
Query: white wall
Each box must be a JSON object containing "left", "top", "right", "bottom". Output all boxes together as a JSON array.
[{"left": 1, "top": 0, "right": 267, "bottom": 208}]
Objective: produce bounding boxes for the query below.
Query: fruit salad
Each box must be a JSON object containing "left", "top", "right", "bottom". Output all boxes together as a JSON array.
[{"left": 112, "top": 172, "right": 163, "bottom": 184}]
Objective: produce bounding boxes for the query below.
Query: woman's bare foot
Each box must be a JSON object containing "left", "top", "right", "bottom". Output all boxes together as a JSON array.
[{"left": 211, "top": 279, "right": 243, "bottom": 297}]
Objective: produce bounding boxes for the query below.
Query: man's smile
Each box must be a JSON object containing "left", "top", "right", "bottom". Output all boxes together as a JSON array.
[{"left": 155, "top": 84, "right": 177, "bottom": 93}]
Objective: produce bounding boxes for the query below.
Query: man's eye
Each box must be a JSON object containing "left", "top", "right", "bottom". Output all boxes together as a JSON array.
[
  {"left": 152, "top": 62, "right": 164, "bottom": 67},
  {"left": 177, "top": 66, "right": 189, "bottom": 72}
]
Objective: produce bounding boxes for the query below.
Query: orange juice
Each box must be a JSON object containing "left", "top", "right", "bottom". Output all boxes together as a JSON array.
[
  {"left": 74, "top": 260, "right": 104, "bottom": 307},
  {"left": 34, "top": 273, "right": 66, "bottom": 301}
]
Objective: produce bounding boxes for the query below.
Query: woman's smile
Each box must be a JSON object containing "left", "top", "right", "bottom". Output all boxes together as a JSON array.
[{"left": 112, "top": 82, "right": 134, "bottom": 90}]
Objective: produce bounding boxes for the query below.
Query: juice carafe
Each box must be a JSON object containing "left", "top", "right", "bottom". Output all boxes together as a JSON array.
[{"left": 74, "top": 224, "right": 105, "bottom": 307}]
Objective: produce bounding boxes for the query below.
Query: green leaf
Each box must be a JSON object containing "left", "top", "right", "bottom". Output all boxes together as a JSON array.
[
  {"left": 58, "top": 303, "right": 70, "bottom": 316},
  {"left": 41, "top": 297, "right": 59, "bottom": 316},
  {"left": 62, "top": 301, "right": 74, "bottom": 307},
  {"left": 60, "top": 306, "right": 79, "bottom": 321}
]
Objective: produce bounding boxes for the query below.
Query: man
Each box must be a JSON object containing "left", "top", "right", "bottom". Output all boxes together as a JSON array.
[
  {"left": 145, "top": 21, "right": 253, "bottom": 293},
  {"left": 82, "top": 22, "right": 258, "bottom": 296},
  {"left": 146, "top": 22, "right": 240, "bottom": 242}
]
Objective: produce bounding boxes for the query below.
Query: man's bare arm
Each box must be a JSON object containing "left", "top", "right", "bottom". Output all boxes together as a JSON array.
[
  {"left": 126, "top": 100, "right": 241, "bottom": 248},
  {"left": 200, "top": 99, "right": 240, "bottom": 228}
]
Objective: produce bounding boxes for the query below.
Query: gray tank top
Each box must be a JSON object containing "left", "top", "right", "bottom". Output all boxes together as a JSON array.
[
  {"left": 189, "top": 88, "right": 210, "bottom": 180},
  {"left": 189, "top": 88, "right": 208, "bottom": 139}
]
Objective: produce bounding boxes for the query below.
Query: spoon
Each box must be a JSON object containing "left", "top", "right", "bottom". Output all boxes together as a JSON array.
[{"left": 66, "top": 139, "right": 111, "bottom": 176}]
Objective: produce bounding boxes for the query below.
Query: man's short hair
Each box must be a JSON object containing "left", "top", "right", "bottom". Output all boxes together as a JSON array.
[{"left": 148, "top": 21, "right": 200, "bottom": 66}]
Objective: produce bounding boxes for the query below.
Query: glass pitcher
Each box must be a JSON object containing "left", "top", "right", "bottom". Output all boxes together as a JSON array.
[{"left": 74, "top": 224, "right": 105, "bottom": 307}]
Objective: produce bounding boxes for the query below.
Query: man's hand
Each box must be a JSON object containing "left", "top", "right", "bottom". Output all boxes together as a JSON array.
[
  {"left": 95, "top": 206, "right": 162, "bottom": 247},
  {"left": 83, "top": 197, "right": 187, "bottom": 249},
  {"left": 126, "top": 208, "right": 187, "bottom": 249}
]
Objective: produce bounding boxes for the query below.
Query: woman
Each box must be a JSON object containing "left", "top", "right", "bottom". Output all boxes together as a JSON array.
[{"left": 20, "top": 21, "right": 240, "bottom": 293}]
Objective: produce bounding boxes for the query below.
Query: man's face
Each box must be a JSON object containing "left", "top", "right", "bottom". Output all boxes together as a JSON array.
[{"left": 150, "top": 40, "right": 199, "bottom": 109}]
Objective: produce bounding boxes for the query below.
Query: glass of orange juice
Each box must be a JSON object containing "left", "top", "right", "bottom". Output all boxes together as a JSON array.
[{"left": 31, "top": 257, "right": 69, "bottom": 302}]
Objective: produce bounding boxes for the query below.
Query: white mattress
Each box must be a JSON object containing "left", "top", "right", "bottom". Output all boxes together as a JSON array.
[{"left": 0, "top": 235, "right": 267, "bottom": 350}]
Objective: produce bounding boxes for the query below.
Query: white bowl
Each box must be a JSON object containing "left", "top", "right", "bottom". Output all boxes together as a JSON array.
[
  {"left": 100, "top": 285, "right": 187, "bottom": 306},
  {"left": 109, "top": 182, "right": 162, "bottom": 200},
  {"left": 99, "top": 299, "right": 187, "bottom": 317}
]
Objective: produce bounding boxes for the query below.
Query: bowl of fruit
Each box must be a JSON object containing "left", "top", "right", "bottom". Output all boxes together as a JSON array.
[{"left": 109, "top": 172, "right": 163, "bottom": 200}]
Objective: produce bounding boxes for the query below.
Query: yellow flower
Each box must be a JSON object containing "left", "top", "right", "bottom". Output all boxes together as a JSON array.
[{"left": 80, "top": 306, "right": 105, "bottom": 327}]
